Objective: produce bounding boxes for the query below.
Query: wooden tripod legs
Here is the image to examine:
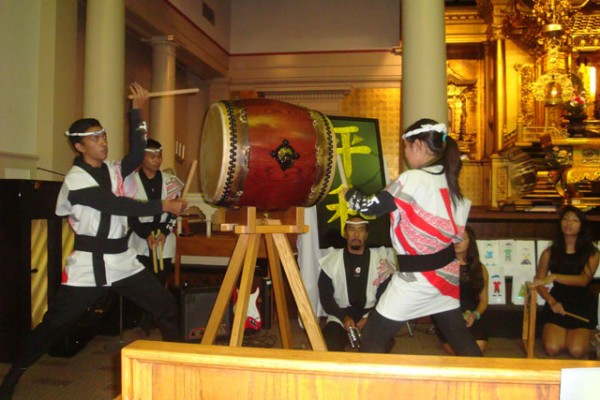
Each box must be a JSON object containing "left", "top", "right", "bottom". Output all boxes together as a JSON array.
[{"left": 201, "top": 232, "right": 326, "bottom": 351}]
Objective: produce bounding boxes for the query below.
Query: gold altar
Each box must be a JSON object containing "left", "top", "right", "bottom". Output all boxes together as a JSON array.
[{"left": 541, "top": 129, "right": 600, "bottom": 209}]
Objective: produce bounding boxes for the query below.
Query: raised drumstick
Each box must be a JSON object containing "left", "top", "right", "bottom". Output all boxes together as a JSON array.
[
  {"left": 182, "top": 159, "right": 198, "bottom": 199},
  {"left": 128, "top": 88, "right": 199, "bottom": 99}
]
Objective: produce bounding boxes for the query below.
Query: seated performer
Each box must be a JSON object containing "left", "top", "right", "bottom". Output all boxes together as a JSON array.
[
  {"left": 318, "top": 216, "right": 396, "bottom": 352},
  {"left": 531, "top": 205, "right": 599, "bottom": 359},
  {"left": 434, "top": 226, "right": 489, "bottom": 354},
  {"left": 0, "top": 83, "right": 188, "bottom": 400}
]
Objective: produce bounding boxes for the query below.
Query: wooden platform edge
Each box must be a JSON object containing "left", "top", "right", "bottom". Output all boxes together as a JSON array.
[{"left": 121, "top": 340, "right": 600, "bottom": 385}]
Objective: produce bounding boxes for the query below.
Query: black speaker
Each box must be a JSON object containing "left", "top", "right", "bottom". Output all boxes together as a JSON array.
[{"left": 178, "top": 286, "right": 231, "bottom": 342}]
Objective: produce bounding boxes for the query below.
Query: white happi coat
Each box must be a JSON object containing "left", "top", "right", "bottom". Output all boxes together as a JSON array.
[
  {"left": 128, "top": 171, "right": 183, "bottom": 259},
  {"left": 376, "top": 165, "right": 471, "bottom": 321},
  {"left": 56, "top": 161, "right": 143, "bottom": 287},
  {"left": 319, "top": 246, "right": 396, "bottom": 327}
]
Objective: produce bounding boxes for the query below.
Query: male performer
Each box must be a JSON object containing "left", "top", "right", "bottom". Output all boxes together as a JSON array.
[
  {"left": 0, "top": 83, "right": 187, "bottom": 400},
  {"left": 318, "top": 216, "right": 396, "bottom": 351},
  {"left": 129, "top": 138, "right": 183, "bottom": 334},
  {"left": 129, "top": 138, "right": 183, "bottom": 285}
]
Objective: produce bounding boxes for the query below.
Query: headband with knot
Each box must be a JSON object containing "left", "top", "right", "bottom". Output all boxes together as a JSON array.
[
  {"left": 345, "top": 220, "right": 368, "bottom": 226},
  {"left": 402, "top": 123, "right": 447, "bottom": 140},
  {"left": 65, "top": 128, "right": 106, "bottom": 137}
]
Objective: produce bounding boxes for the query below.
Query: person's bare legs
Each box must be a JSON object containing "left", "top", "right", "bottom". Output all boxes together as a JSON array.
[
  {"left": 565, "top": 328, "right": 592, "bottom": 359},
  {"left": 542, "top": 323, "right": 566, "bottom": 356}
]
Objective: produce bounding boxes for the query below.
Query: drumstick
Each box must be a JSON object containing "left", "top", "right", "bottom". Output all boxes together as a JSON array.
[
  {"left": 158, "top": 236, "right": 164, "bottom": 272},
  {"left": 127, "top": 88, "right": 200, "bottom": 99},
  {"left": 337, "top": 153, "right": 348, "bottom": 188},
  {"left": 564, "top": 311, "right": 590, "bottom": 323},
  {"left": 181, "top": 159, "right": 197, "bottom": 199},
  {"left": 151, "top": 230, "right": 164, "bottom": 271},
  {"left": 151, "top": 237, "right": 158, "bottom": 274}
]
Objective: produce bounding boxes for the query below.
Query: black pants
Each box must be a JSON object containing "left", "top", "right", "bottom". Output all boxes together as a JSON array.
[
  {"left": 12, "top": 269, "right": 179, "bottom": 369},
  {"left": 360, "top": 308, "right": 482, "bottom": 356},
  {"left": 137, "top": 255, "right": 174, "bottom": 287},
  {"left": 322, "top": 321, "right": 350, "bottom": 352},
  {"left": 322, "top": 319, "right": 394, "bottom": 352}
]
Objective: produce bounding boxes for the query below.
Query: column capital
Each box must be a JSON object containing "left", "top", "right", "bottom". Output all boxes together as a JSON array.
[
  {"left": 144, "top": 35, "right": 178, "bottom": 47},
  {"left": 489, "top": 25, "right": 506, "bottom": 42}
]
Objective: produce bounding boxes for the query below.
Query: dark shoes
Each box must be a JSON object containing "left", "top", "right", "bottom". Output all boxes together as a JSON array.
[
  {"left": 0, "top": 367, "right": 25, "bottom": 400},
  {"left": 138, "top": 312, "right": 156, "bottom": 337}
]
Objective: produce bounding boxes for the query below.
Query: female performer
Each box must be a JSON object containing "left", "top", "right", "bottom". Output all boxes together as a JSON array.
[
  {"left": 435, "top": 226, "right": 489, "bottom": 354},
  {"left": 344, "top": 118, "right": 481, "bottom": 356},
  {"left": 531, "top": 205, "right": 599, "bottom": 358}
]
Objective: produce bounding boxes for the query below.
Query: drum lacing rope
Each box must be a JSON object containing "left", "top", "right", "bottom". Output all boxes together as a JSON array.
[
  {"left": 220, "top": 101, "right": 238, "bottom": 204},
  {"left": 317, "top": 111, "right": 335, "bottom": 202}
]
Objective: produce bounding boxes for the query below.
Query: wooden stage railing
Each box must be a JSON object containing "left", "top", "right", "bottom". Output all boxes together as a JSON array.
[{"left": 120, "top": 340, "right": 600, "bottom": 400}]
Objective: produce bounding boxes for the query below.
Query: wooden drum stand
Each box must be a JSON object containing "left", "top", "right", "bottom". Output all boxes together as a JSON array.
[{"left": 200, "top": 206, "right": 326, "bottom": 351}]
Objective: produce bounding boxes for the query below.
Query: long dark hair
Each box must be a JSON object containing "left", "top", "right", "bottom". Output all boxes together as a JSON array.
[
  {"left": 551, "top": 205, "right": 598, "bottom": 270},
  {"left": 461, "top": 225, "right": 484, "bottom": 293},
  {"left": 403, "top": 118, "right": 463, "bottom": 206}
]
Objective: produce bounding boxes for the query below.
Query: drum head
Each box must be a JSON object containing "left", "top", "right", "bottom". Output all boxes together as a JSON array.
[{"left": 200, "top": 103, "right": 228, "bottom": 204}]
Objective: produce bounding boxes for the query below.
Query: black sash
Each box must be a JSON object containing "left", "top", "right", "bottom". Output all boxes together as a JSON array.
[
  {"left": 74, "top": 235, "right": 128, "bottom": 254},
  {"left": 397, "top": 245, "right": 456, "bottom": 272}
]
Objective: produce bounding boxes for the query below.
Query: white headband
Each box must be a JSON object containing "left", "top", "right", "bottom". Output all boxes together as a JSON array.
[
  {"left": 346, "top": 220, "right": 368, "bottom": 225},
  {"left": 402, "top": 123, "right": 447, "bottom": 140},
  {"left": 65, "top": 128, "right": 105, "bottom": 137},
  {"left": 145, "top": 147, "right": 162, "bottom": 153}
]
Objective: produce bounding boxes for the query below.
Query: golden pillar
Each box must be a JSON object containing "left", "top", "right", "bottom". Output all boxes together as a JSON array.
[
  {"left": 489, "top": 28, "right": 509, "bottom": 210},
  {"left": 494, "top": 35, "right": 507, "bottom": 153}
]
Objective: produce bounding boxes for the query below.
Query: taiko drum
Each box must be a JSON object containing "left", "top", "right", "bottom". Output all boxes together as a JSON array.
[{"left": 200, "top": 99, "right": 337, "bottom": 211}]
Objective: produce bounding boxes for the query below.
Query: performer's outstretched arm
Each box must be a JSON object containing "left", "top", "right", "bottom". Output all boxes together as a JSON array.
[
  {"left": 69, "top": 187, "right": 162, "bottom": 217},
  {"left": 345, "top": 189, "right": 396, "bottom": 217},
  {"left": 121, "top": 83, "right": 149, "bottom": 177}
]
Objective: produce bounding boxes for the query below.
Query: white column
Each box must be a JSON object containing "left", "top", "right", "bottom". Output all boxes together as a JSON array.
[
  {"left": 401, "top": 0, "right": 447, "bottom": 129},
  {"left": 83, "top": 0, "right": 125, "bottom": 159},
  {"left": 149, "top": 35, "right": 178, "bottom": 170}
]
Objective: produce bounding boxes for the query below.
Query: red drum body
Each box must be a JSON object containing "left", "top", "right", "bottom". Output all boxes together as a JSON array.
[{"left": 200, "top": 99, "right": 337, "bottom": 211}]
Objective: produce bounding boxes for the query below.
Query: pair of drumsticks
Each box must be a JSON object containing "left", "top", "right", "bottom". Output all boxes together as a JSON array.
[
  {"left": 150, "top": 160, "right": 197, "bottom": 274},
  {"left": 151, "top": 230, "right": 164, "bottom": 274}
]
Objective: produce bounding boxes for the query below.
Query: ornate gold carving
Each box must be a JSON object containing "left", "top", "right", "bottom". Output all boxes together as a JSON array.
[
  {"left": 572, "top": 13, "right": 600, "bottom": 50},
  {"left": 497, "top": 166, "right": 509, "bottom": 202},
  {"left": 542, "top": 134, "right": 600, "bottom": 208},
  {"left": 516, "top": 63, "right": 536, "bottom": 130},
  {"left": 447, "top": 62, "right": 479, "bottom": 159}
]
